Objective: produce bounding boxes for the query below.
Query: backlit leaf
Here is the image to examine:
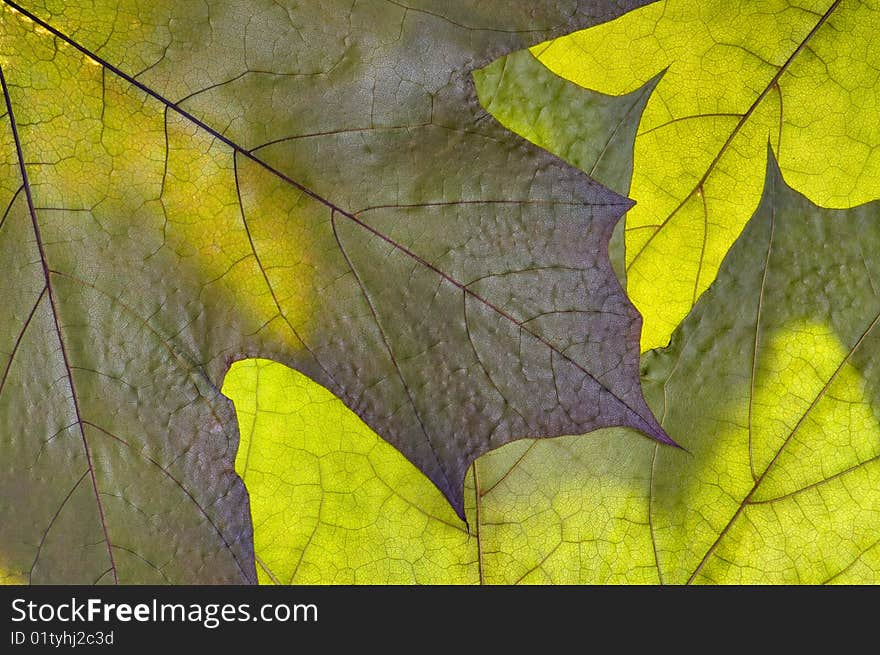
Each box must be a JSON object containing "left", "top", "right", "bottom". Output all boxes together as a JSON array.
[
  {"left": 0, "top": 0, "right": 667, "bottom": 583},
  {"left": 226, "top": 156, "right": 880, "bottom": 583},
  {"left": 531, "top": 0, "right": 880, "bottom": 349}
]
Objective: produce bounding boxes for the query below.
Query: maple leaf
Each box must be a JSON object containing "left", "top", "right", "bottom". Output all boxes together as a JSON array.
[
  {"left": 522, "top": 0, "right": 880, "bottom": 350},
  {"left": 231, "top": 0, "right": 880, "bottom": 585},
  {"left": 473, "top": 47, "right": 660, "bottom": 284},
  {"left": 0, "top": 0, "right": 668, "bottom": 584},
  {"left": 228, "top": 155, "right": 880, "bottom": 584}
]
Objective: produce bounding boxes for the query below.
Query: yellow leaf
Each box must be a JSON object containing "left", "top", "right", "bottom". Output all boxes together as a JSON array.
[
  {"left": 225, "top": 163, "right": 880, "bottom": 584},
  {"left": 534, "top": 0, "right": 880, "bottom": 349}
]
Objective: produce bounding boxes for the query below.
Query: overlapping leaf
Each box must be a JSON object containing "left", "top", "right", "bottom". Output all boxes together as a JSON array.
[
  {"left": 474, "top": 49, "right": 659, "bottom": 284},
  {"left": 228, "top": 157, "right": 880, "bottom": 584},
  {"left": 522, "top": 0, "right": 880, "bottom": 350},
  {"left": 0, "top": 0, "right": 669, "bottom": 583}
]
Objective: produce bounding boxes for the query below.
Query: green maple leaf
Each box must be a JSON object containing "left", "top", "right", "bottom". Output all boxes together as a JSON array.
[
  {"left": 0, "top": 0, "right": 669, "bottom": 584},
  {"left": 228, "top": 156, "right": 880, "bottom": 584},
  {"left": 509, "top": 0, "right": 880, "bottom": 351}
]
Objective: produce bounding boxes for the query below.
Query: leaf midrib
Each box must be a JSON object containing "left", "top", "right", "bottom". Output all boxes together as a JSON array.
[
  {"left": 0, "top": 64, "right": 119, "bottom": 584},
  {"left": 1, "top": 0, "right": 670, "bottom": 444},
  {"left": 625, "top": 0, "right": 845, "bottom": 272},
  {"left": 685, "top": 305, "right": 880, "bottom": 583},
  {"left": 684, "top": 197, "right": 880, "bottom": 583}
]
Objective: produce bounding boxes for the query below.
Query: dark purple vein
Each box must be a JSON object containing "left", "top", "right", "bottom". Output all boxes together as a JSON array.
[
  {"left": 84, "top": 420, "right": 253, "bottom": 582},
  {"left": 29, "top": 469, "right": 89, "bottom": 582},
  {"left": 110, "top": 545, "right": 171, "bottom": 584},
  {"left": 329, "top": 209, "right": 455, "bottom": 499},
  {"left": 47, "top": 269, "right": 212, "bottom": 388},
  {"left": 383, "top": 0, "right": 576, "bottom": 35},
  {"left": 231, "top": 152, "right": 341, "bottom": 391},
  {"left": 353, "top": 199, "right": 604, "bottom": 216},
  {"left": 461, "top": 291, "right": 530, "bottom": 432},
  {"left": 0, "top": 287, "right": 45, "bottom": 400},
  {"left": 2, "top": 0, "right": 668, "bottom": 442},
  {"left": 0, "top": 65, "right": 118, "bottom": 584},
  {"left": 1, "top": 0, "right": 354, "bottom": 216},
  {"left": 0, "top": 184, "right": 23, "bottom": 232}
]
